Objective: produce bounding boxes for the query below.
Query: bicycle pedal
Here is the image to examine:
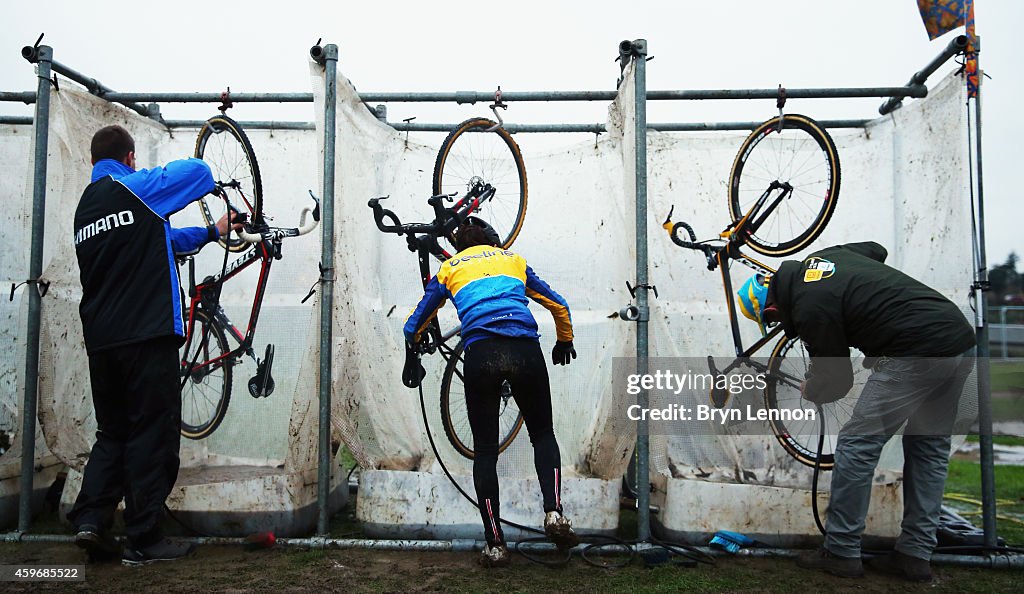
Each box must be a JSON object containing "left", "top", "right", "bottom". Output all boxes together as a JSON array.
[{"left": 248, "top": 344, "right": 275, "bottom": 398}]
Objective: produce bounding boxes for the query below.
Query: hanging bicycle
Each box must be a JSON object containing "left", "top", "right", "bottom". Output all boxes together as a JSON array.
[
  {"left": 663, "top": 113, "right": 856, "bottom": 468},
  {"left": 370, "top": 117, "right": 528, "bottom": 459},
  {"left": 178, "top": 114, "right": 320, "bottom": 439}
]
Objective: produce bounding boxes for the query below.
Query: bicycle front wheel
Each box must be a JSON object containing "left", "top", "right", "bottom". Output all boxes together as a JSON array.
[
  {"left": 194, "top": 115, "right": 264, "bottom": 252},
  {"left": 728, "top": 114, "right": 840, "bottom": 257},
  {"left": 433, "top": 118, "right": 528, "bottom": 249},
  {"left": 764, "top": 335, "right": 858, "bottom": 469},
  {"left": 180, "top": 309, "right": 233, "bottom": 440},
  {"left": 439, "top": 340, "right": 525, "bottom": 460}
]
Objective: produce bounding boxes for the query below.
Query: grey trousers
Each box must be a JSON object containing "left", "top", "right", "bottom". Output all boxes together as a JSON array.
[{"left": 824, "top": 351, "right": 974, "bottom": 560}]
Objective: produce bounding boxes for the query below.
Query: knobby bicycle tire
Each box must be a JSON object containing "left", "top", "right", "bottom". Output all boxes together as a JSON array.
[
  {"left": 180, "top": 309, "right": 233, "bottom": 440},
  {"left": 439, "top": 339, "right": 525, "bottom": 460},
  {"left": 728, "top": 114, "right": 841, "bottom": 257},
  {"left": 194, "top": 115, "right": 264, "bottom": 252},
  {"left": 764, "top": 335, "right": 858, "bottom": 469},
  {"left": 432, "top": 118, "right": 528, "bottom": 250}
]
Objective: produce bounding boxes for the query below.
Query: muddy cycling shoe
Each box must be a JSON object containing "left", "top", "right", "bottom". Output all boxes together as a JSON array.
[
  {"left": 544, "top": 511, "right": 580, "bottom": 551},
  {"left": 866, "top": 551, "right": 932, "bottom": 582},
  {"left": 122, "top": 538, "right": 197, "bottom": 566},
  {"left": 478, "top": 543, "right": 510, "bottom": 568},
  {"left": 74, "top": 524, "right": 122, "bottom": 562},
  {"left": 796, "top": 547, "right": 863, "bottom": 578}
]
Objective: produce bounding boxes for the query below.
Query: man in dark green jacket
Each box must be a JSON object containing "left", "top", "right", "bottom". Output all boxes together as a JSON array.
[{"left": 747, "top": 242, "right": 975, "bottom": 581}]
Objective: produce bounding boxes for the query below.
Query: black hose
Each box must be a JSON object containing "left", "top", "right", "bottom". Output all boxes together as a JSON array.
[
  {"left": 811, "top": 406, "right": 827, "bottom": 536},
  {"left": 416, "top": 374, "right": 714, "bottom": 568}
]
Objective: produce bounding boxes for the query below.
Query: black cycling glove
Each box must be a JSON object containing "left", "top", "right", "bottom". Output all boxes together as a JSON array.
[
  {"left": 402, "top": 343, "right": 426, "bottom": 388},
  {"left": 552, "top": 340, "right": 577, "bottom": 366}
]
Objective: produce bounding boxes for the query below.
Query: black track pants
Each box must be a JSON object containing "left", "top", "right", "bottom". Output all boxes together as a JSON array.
[
  {"left": 463, "top": 337, "right": 563, "bottom": 546},
  {"left": 68, "top": 336, "right": 182, "bottom": 547}
]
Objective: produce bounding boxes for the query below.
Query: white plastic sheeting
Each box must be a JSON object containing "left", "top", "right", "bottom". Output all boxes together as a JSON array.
[
  {"left": 306, "top": 63, "right": 637, "bottom": 483},
  {"left": 16, "top": 84, "right": 322, "bottom": 480},
  {"left": 309, "top": 65, "right": 976, "bottom": 491},
  {"left": 1, "top": 63, "right": 977, "bottom": 518}
]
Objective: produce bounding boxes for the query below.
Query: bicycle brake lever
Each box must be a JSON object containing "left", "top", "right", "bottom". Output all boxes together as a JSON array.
[
  {"left": 307, "top": 190, "right": 321, "bottom": 222},
  {"left": 662, "top": 205, "right": 675, "bottom": 227}
]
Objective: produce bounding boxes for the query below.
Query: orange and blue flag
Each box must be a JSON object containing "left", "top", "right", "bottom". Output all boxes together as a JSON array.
[{"left": 916, "top": 0, "right": 978, "bottom": 96}]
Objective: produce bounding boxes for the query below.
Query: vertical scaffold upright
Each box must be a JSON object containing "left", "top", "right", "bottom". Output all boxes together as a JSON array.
[{"left": 16, "top": 43, "right": 52, "bottom": 534}]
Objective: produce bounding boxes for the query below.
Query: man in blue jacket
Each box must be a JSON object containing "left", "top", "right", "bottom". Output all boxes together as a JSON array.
[
  {"left": 69, "top": 124, "right": 241, "bottom": 565},
  {"left": 403, "top": 217, "right": 578, "bottom": 567}
]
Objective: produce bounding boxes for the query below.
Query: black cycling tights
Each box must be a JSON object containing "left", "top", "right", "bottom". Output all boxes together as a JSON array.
[{"left": 463, "top": 336, "right": 563, "bottom": 546}]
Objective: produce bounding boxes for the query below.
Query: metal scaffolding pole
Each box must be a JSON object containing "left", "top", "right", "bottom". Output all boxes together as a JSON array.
[
  {"left": 626, "top": 39, "right": 652, "bottom": 543},
  {"left": 969, "top": 38, "right": 997, "bottom": 548},
  {"left": 20, "top": 47, "right": 152, "bottom": 117},
  {"left": 101, "top": 92, "right": 314, "bottom": 103},
  {"left": 879, "top": 34, "right": 969, "bottom": 115},
  {"left": 3, "top": 86, "right": 925, "bottom": 107},
  {"left": 16, "top": 44, "right": 52, "bottom": 533},
  {"left": 0, "top": 116, "right": 878, "bottom": 133},
  {"left": 310, "top": 43, "right": 339, "bottom": 536}
]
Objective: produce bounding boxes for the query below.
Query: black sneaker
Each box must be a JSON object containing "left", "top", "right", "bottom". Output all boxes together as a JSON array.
[
  {"left": 122, "top": 538, "right": 197, "bottom": 566},
  {"left": 74, "top": 524, "right": 121, "bottom": 562},
  {"left": 796, "top": 547, "right": 864, "bottom": 578},
  {"left": 866, "top": 551, "right": 932, "bottom": 582}
]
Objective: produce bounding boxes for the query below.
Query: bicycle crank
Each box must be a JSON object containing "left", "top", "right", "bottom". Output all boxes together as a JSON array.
[{"left": 248, "top": 343, "right": 276, "bottom": 398}]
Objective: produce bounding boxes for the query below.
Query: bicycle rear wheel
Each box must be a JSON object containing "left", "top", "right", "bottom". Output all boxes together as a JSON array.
[
  {"left": 433, "top": 118, "right": 528, "bottom": 250},
  {"left": 180, "top": 309, "right": 233, "bottom": 440},
  {"left": 194, "top": 115, "right": 264, "bottom": 252},
  {"left": 439, "top": 340, "right": 525, "bottom": 460},
  {"left": 728, "top": 114, "right": 840, "bottom": 257},
  {"left": 764, "top": 335, "right": 860, "bottom": 469}
]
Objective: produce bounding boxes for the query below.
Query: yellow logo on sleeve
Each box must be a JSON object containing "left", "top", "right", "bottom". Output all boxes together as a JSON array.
[{"left": 803, "top": 257, "right": 836, "bottom": 283}]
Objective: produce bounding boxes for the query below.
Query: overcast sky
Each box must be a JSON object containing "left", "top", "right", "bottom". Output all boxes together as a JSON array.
[{"left": 3, "top": 0, "right": 1020, "bottom": 265}]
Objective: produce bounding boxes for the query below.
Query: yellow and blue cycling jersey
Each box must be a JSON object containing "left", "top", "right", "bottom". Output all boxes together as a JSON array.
[{"left": 404, "top": 244, "right": 573, "bottom": 346}]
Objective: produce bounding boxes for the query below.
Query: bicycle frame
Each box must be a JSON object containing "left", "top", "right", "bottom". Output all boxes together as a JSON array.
[
  {"left": 180, "top": 236, "right": 276, "bottom": 375},
  {"left": 666, "top": 198, "right": 804, "bottom": 391},
  {"left": 368, "top": 183, "right": 498, "bottom": 362}
]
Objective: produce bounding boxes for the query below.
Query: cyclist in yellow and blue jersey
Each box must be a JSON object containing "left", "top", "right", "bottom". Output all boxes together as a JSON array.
[{"left": 403, "top": 217, "right": 578, "bottom": 567}]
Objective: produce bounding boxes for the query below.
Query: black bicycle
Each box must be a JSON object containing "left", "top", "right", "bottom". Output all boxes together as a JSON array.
[
  {"left": 664, "top": 113, "right": 856, "bottom": 469},
  {"left": 370, "top": 118, "right": 528, "bottom": 459}
]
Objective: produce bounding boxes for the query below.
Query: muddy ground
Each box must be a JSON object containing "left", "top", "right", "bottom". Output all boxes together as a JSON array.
[{"left": 1, "top": 540, "right": 1021, "bottom": 593}]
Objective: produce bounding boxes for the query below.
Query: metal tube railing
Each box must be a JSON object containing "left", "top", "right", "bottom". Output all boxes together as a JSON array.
[
  {"left": 313, "top": 43, "right": 339, "bottom": 536},
  {"left": 628, "top": 38, "right": 652, "bottom": 543},
  {"left": 2, "top": 86, "right": 927, "bottom": 107},
  {"left": 21, "top": 45, "right": 151, "bottom": 117},
  {"left": 17, "top": 44, "right": 52, "bottom": 533},
  {"left": 879, "top": 34, "right": 969, "bottom": 115},
  {"left": 0, "top": 117, "right": 874, "bottom": 132},
  {"left": 970, "top": 37, "right": 998, "bottom": 549}
]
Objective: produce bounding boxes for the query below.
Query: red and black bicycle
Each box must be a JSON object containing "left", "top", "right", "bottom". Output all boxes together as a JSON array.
[{"left": 178, "top": 115, "right": 319, "bottom": 439}]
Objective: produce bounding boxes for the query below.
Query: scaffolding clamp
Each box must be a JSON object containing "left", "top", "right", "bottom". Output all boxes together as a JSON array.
[
  {"left": 10, "top": 278, "right": 49, "bottom": 301},
  {"left": 219, "top": 87, "right": 233, "bottom": 113},
  {"left": 486, "top": 86, "right": 507, "bottom": 132},
  {"left": 776, "top": 84, "right": 787, "bottom": 132}
]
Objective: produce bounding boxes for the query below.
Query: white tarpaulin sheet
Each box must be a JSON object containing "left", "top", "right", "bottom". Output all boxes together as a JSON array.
[{"left": 1, "top": 63, "right": 976, "bottom": 507}]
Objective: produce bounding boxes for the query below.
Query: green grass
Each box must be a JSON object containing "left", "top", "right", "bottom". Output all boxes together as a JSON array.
[
  {"left": 991, "top": 394, "right": 1024, "bottom": 423},
  {"left": 990, "top": 361, "right": 1024, "bottom": 393},
  {"left": 965, "top": 434, "right": 1024, "bottom": 446},
  {"left": 944, "top": 459, "right": 1024, "bottom": 544}
]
